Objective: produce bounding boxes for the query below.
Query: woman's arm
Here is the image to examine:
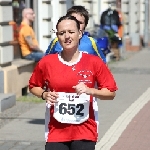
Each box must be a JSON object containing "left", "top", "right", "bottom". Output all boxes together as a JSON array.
[
  {"left": 87, "top": 87, "right": 116, "bottom": 100},
  {"left": 73, "top": 83, "right": 116, "bottom": 100},
  {"left": 30, "top": 87, "right": 59, "bottom": 104},
  {"left": 30, "top": 87, "right": 45, "bottom": 98}
]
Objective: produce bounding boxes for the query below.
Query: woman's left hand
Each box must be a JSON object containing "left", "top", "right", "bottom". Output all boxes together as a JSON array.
[{"left": 72, "top": 82, "right": 91, "bottom": 95}]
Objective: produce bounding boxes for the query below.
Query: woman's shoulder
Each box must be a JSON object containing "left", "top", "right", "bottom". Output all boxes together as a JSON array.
[
  {"left": 82, "top": 53, "right": 103, "bottom": 63},
  {"left": 82, "top": 52, "right": 100, "bottom": 58},
  {"left": 40, "top": 54, "right": 58, "bottom": 64}
]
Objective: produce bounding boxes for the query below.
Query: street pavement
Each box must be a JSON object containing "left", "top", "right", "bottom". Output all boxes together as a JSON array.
[{"left": 0, "top": 48, "right": 150, "bottom": 150}]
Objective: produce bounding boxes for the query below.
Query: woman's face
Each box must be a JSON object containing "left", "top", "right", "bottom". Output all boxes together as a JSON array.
[{"left": 56, "top": 19, "right": 82, "bottom": 51}]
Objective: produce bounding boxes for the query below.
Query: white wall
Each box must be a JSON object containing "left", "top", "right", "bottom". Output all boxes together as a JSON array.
[
  {"left": 139, "top": 0, "right": 145, "bottom": 36},
  {"left": 37, "top": 0, "right": 52, "bottom": 52},
  {"left": 0, "top": 3, "right": 13, "bottom": 65},
  {"left": 37, "top": 0, "right": 68, "bottom": 51}
]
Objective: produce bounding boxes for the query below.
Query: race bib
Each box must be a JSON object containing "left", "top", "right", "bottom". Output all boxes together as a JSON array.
[{"left": 53, "top": 92, "right": 90, "bottom": 124}]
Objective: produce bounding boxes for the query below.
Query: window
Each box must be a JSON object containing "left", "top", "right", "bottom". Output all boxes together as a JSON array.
[{"left": 12, "top": 0, "right": 25, "bottom": 25}]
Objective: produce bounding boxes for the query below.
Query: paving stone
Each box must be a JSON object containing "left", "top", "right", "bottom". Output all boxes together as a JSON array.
[{"left": 0, "top": 141, "right": 17, "bottom": 150}]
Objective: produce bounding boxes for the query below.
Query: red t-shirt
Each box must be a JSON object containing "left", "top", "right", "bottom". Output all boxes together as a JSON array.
[{"left": 29, "top": 52, "right": 117, "bottom": 142}]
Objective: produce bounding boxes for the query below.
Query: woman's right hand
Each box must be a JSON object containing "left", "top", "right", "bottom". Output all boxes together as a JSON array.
[{"left": 44, "top": 91, "right": 59, "bottom": 105}]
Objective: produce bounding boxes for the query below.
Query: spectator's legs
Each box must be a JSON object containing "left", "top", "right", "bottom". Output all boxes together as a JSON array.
[
  {"left": 24, "top": 51, "right": 44, "bottom": 62},
  {"left": 111, "top": 42, "right": 120, "bottom": 61},
  {"left": 24, "top": 53, "right": 35, "bottom": 61},
  {"left": 31, "top": 51, "right": 44, "bottom": 62}
]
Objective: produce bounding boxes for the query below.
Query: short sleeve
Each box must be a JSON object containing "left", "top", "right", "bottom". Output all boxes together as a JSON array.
[
  {"left": 95, "top": 59, "right": 117, "bottom": 91},
  {"left": 21, "top": 26, "right": 31, "bottom": 37},
  {"left": 89, "top": 37, "right": 106, "bottom": 63},
  {"left": 45, "top": 38, "right": 62, "bottom": 55},
  {"left": 29, "top": 62, "right": 45, "bottom": 89},
  {"left": 49, "top": 41, "right": 62, "bottom": 54},
  {"left": 45, "top": 38, "right": 56, "bottom": 55}
]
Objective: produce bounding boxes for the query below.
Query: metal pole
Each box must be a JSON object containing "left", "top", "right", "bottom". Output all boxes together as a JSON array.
[{"left": 144, "top": 0, "right": 149, "bottom": 47}]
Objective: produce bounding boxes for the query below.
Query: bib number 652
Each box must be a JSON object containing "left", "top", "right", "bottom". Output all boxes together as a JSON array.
[{"left": 59, "top": 103, "right": 84, "bottom": 116}]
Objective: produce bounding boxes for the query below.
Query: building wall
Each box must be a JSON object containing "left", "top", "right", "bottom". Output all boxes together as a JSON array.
[
  {"left": 0, "top": 1, "right": 13, "bottom": 65},
  {"left": 0, "top": 0, "right": 36, "bottom": 97},
  {"left": 0, "top": 0, "right": 147, "bottom": 55},
  {"left": 139, "top": 0, "right": 145, "bottom": 36},
  {"left": 37, "top": 0, "right": 68, "bottom": 51},
  {"left": 121, "top": 0, "right": 144, "bottom": 49},
  {"left": 37, "top": 0, "right": 53, "bottom": 51}
]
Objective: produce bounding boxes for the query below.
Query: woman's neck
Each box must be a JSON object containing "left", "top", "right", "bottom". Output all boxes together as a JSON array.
[{"left": 61, "top": 49, "right": 80, "bottom": 63}]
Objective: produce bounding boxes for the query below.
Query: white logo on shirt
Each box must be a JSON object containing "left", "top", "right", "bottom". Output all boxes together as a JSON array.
[
  {"left": 72, "top": 66, "right": 76, "bottom": 71},
  {"left": 77, "top": 70, "right": 93, "bottom": 83}
]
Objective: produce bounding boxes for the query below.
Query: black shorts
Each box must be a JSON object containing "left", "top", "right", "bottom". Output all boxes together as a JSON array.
[{"left": 45, "top": 140, "right": 96, "bottom": 150}]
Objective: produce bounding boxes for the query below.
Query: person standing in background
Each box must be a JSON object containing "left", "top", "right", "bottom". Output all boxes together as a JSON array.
[
  {"left": 100, "top": 4, "right": 122, "bottom": 61},
  {"left": 116, "top": 0, "right": 124, "bottom": 49}
]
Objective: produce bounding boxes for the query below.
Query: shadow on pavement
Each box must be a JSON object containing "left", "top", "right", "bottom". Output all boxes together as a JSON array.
[{"left": 28, "top": 119, "right": 45, "bottom": 125}]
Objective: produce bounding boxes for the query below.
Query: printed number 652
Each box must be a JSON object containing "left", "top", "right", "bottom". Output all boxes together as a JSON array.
[{"left": 59, "top": 103, "right": 84, "bottom": 116}]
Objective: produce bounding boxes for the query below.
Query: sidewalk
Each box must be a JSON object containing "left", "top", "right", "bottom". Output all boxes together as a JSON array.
[
  {"left": 109, "top": 48, "right": 150, "bottom": 150},
  {"left": 0, "top": 48, "right": 150, "bottom": 150},
  {"left": 111, "top": 100, "right": 150, "bottom": 150},
  {"left": 96, "top": 48, "right": 150, "bottom": 150},
  {"left": 0, "top": 102, "right": 45, "bottom": 150}
]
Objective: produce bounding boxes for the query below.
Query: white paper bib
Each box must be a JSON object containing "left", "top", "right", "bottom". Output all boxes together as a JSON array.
[{"left": 53, "top": 92, "right": 90, "bottom": 124}]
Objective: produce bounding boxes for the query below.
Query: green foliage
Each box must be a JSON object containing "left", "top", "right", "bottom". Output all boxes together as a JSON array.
[
  {"left": 17, "top": 96, "right": 44, "bottom": 103},
  {"left": 106, "top": 29, "right": 116, "bottom": 38}
]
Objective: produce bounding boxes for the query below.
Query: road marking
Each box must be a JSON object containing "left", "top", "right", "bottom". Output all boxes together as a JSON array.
[{"left": 95, "top": 87, "right": 150, "bottom": 150}]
